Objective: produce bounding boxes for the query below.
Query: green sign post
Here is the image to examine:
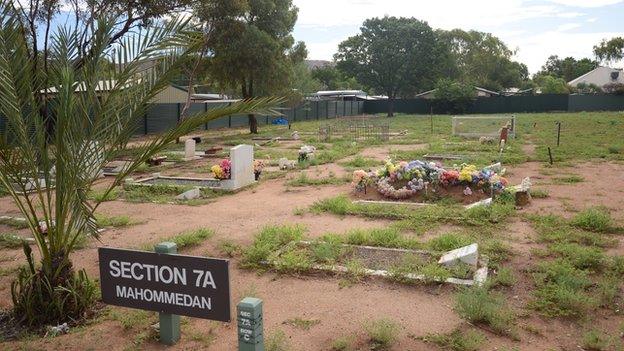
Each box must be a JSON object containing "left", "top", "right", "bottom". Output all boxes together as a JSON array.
[
  {"left": 237, "top": 297, "right": 264, "bottom": 351},
  {"left": 155, "top": 242, "right": 181, "bottom": 345}
]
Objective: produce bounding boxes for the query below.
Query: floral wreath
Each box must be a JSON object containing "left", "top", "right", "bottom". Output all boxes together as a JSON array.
[{"left": 353, "top": 160, "right": 508, "bottom": 199}]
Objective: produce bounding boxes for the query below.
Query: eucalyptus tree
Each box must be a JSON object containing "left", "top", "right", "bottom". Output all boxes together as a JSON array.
[{"left": 0, "top": 2, "right": 277, "bottom": 327}]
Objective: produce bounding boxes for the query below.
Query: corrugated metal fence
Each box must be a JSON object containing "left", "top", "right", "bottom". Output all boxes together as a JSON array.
[
  {"left": 137, "top": 100, "right": 364, "bottom": 135},
  {"left": 363, "top": 94, "right": 624, "bottom": 115}
]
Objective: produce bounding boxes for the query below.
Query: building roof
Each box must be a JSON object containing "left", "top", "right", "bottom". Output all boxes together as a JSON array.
[
  {"left": 415, "top": 86, "right": 500, "bottom": 97},
  {"left": 568, "top": 66, "right": 624, "bottom": 87}
]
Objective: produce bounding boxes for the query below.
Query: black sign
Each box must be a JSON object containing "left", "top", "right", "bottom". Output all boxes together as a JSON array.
[{"left": 98, "top": 247, "right": 230, "bottom": 321}]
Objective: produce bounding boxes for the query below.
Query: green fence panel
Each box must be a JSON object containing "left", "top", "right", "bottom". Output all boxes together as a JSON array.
[{"left": 569, "top": 95, "right": 624, "bottom": 111}]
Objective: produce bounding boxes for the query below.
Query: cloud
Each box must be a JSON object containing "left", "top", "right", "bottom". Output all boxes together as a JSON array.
[
  {"left": 294, "top": 0, "right": 562, "bottom": 29},
  {"left": 556, "top": 23, "right": 582, "bottom": 31},
  {"left": 545, "top": 0, "right": 623, "bottom": 7}
]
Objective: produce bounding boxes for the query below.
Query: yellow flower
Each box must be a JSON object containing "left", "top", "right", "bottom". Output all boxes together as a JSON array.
[{"left": 211, "top": 165, "right": 224, "bottom": 179}]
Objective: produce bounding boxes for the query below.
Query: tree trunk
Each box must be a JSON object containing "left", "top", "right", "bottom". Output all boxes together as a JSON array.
[
  {"left": 242, "top": 80, "right": 258, "bottom": 134},
  {"left": 248, "top": 114, "right": 258, "bottom": 134},
  {"left": 387, "top": 96, "right": 395, "bottom": 117}
]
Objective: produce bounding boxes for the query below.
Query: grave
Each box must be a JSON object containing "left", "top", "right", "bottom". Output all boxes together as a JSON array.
[
  {"left": 263, "top": 241, "right": 488, "bottom": 286},
  {"left": 130, "top": 145, "right": 256, "bottom": 191}
]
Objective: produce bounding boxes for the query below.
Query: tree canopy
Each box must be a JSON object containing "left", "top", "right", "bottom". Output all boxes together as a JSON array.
[
  {"left": 535, "top": 55, "right": 598, "bottom": 82},
  {"left": 436, "top": 29, "right": 529, "bottom": 91},
  {"left": 594, "top": 37, "right": 624, "bottom": 63},
  {"left": 534, "top": 75, "right": 569, "bottom": 94},
  {"left": 335, "top": 16, "right": 442, "bottom": 116},
  {"left": 311, "top": 65, "right": 361, "bottom": 91},
  {"left": 195, "top": 0, "right": 306, "bottom": 133}
]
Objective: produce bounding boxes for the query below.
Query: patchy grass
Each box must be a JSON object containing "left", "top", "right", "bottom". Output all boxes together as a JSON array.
[
  {"left": 0, "top": 217, "right": 29, "bottom": 229},
  {"left": 330, "top": 336, "right": 354, "bottom": 351},
  {"left": 345, "top": 228, "right": 420, "bottom": 249},
  {"left": 339, "top": 155, "right": 383, "bottom": 170},
  {"left": 582, "top": 329, "right": 612, "bottom": 351},
  {"left": 490, "top": 266, "right": 517, "bottom": 288},
  {"left": 426, "top": 232, "right": 472, "bottom": 252},
  {"left": 529, "top": 260, "right": 596, "bottom": 318},
  {"left": 241, "top": 225, "right": 306, "bottom": 269},
  {"left": 142, "top": 228, "right": 214, "bottom": 252},
  {"left": 266, "top": 330, "right": 291, "bottom": 351},
  {"left": 286, "top": 172, "right": 349, "bottom": 187},
  {"left": 421, "top": 329, "right": 486, "bottom": 351},
  {"left": 87, "top": 188, "right": 120, "bottom": 202},
  {"left": 549, "top": 242, "right": 605, "bottom": 270},
  {"left": 364, "top": 319, "right": 400, "bottom": 350},
  {"left": 0, "top": 233, "right": 26, "bottom": 249},
  {"left": 95, "top": 214, "right": 141, "bottom": 228},
  {"left": 123, "top": 184, "right": 228, "bottom": 204},
  {"left": 218, "top": 240, "right": 242, "bottom": 257},
  {"left": 455, "top": 287, "right": 517, "bottom": 337},
  {"left": 527, "top": 214, "right": 617, "bottom": 248},
  {"left": 530, "top": 188, "right": 549, "bottom": 198},
  {"left": 570, "top": 207, "right": 616, "bottom": 233},
  {"left": 311, "top": 195, "right": 515, "bottom": 230},
  {"left": 552, "top": 175, "right": 585, "bottom": 184},
  {"left": 283, "top": 317, "right": 320, "bottom": 331}
]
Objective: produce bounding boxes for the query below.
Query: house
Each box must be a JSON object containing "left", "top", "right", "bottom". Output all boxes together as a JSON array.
[
  {"left": 500, "top": 88, "right": 534, "bottom": 96},
  {"left": 415, "top": 86, "right": 500, "bottom": 99},
  {"left": 568, "top": 66, "right": 624, "bottom": 88},
  {"left": 308, "top": 90, "right": 368, "bottom": 101},
  {"left": 42, "top": 80, "right": 222, "bottom": 104}
]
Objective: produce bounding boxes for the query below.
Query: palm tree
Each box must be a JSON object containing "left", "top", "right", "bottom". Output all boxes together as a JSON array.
[{"left": 0, "top": 3, "right": 278, "bottom": 327}]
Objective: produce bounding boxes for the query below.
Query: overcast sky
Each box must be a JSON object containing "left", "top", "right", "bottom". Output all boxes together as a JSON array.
[{"left": 292, "top": 0, "right": 624, "bottom": 73}]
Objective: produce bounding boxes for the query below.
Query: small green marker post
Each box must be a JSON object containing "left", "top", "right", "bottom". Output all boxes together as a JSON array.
[
  {"left": 155, "top": 242, "right": 180, "bottom": 345},
  {"left": 237, "top": 297, "right": 264, "bottom": 351}
]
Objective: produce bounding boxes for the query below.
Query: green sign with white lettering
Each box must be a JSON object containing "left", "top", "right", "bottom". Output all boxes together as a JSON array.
[{"left": 238, "top": 297, "right": 264, "bottom": 351}]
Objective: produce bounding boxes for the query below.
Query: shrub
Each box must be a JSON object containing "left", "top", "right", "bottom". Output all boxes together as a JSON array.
[
  {"left": 570, "top": 207, "right": 614, "bottom": 233},
  {"left": 365, "top": 319, "right": 400, "bottom": 350},
  {"left": 422, "top": 329, "right": 486, "bottom": 351},
  {"left": 311, "top": 239, "right": 344, "bottom": 264},
  {"left": 455, "top": 287, "right": 516, "bottom": 336}
]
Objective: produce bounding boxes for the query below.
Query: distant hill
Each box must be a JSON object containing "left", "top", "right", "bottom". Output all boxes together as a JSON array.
[{"left": 305, "top": 60, "right": 334, "bottom": 70}]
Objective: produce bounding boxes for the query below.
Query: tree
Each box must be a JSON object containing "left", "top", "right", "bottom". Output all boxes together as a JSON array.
[
  {"left": 0, "top": 3, "right": 277, "bottom": 327},
  {"left": 594, "top": 37, "right": 624, "bottom": 63},
  {"left": 335, "top": 16, "right": 442, "bottom": 117},
  {"left": 574, "top": 82, "right": 602, "bottom": 94},
  {"left": 436, "top": 29, "right": 528, "bottom": 91},
  {"left": 536, "top": 55, "right": 598, "bottom": 82},
  {"left": 195, "top": 0, "right": 306, "bottom": 133},
  {"left": 433, "top": 79, "right": 476, "bottom": 114},
  {"left": 311, "top": 65, "right": 361, "bottom": 91},
  {"left": 534, "top": 75, "right": 570, "bottom": 94}
]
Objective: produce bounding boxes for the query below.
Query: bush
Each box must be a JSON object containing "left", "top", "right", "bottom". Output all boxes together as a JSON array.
[
  {"left": 432, "top": 79, "right": 476, "bottom": 114},
  {"left": 12, "top": 248, "right": 98, "bottom": 327},
  {"left": 570, "top": 207, "right": 614, "bottom": 232},
  {"left": 454, "top": 287, "right": 516, "bottom": 336},
  {"left": 364, "top": 319, "right": 400, "bottom": 350}
]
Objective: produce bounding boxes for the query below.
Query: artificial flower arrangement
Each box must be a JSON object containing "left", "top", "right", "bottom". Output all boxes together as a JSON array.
[
  {"left": 211, "top": 159, "right": 231, "bottom": 180},
  {"left": 254, "top": 160, "right": 265, "bottom": 180},
  {"left": 354, "top": 160, "right": 508, "bottom": 200}
]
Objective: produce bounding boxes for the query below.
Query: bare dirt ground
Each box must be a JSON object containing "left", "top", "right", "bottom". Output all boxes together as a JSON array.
[{"left": 1, "top": 142, "right": 624, "bottom": 350}]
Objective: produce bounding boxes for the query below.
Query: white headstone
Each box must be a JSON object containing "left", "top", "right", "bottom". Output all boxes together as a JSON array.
[
  {"left": 228, "top": 145, "right": 255, "bottom": 189},
  {"left": 184, "top": 139, "right": 196, "bottom": 160},
  {"left": 438, "top": 243, "right": 479, "bottom": 267}
]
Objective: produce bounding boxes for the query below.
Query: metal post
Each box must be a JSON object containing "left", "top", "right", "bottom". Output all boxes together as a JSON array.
[
  {"left": 229, "top": 102, "right": 232, "bottom": 128},
  {"left": 238, "top": 297, "right": 264, "bottom": 351},
  {"left": 556, "top": 122, "right": 561, "bottom": 147},
  {"left": 205, "top": 103, "right": 209, "bottom": 130},
  {"left": 155, "top": 242, "right": 180, "bottom": 345}
]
